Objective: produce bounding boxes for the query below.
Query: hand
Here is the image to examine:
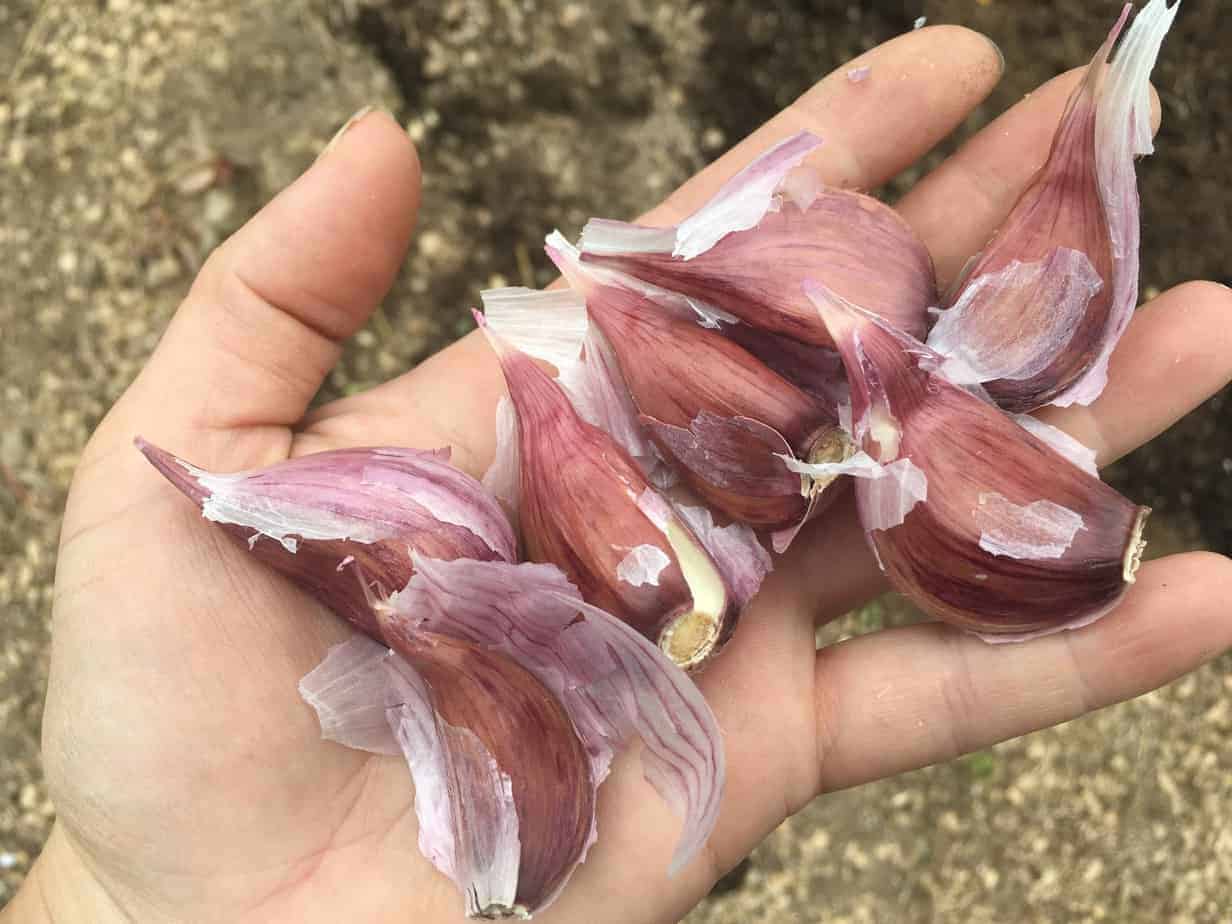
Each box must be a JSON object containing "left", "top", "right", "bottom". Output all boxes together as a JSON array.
[{"left": 10, "top": 26, "right": 1232, "bottom": 924}]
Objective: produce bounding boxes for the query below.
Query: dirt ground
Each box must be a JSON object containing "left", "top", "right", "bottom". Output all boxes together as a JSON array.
[{"left": 2, "top": 0, "right": 1230, "bottom": 920}]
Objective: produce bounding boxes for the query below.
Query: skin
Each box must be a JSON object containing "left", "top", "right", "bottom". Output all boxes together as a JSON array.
[{"left": 7, "top": 25, "right": 1232, "bottom": 924}]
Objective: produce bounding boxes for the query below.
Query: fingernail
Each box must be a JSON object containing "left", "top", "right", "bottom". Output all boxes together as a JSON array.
[
  {"left": 317, "top": 105, "right": 375, "bottom": 162},
  {"left": 984, "top": 35, "right": 1005, "bottom": 75}
]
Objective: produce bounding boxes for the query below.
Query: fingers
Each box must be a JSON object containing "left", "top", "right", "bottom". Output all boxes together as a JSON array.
[
  {"left": 898, "top": 67, "right": 1160, "bottom": 289},
  {"left": 102, "top": 110, "right": 421, "bottom": 468},
  {"left": 300, "top": 27, "right": 1005, "bottom": 466},
  {"left": 812, "top": 551, "right": 1232, "bottom": 793},
  {"left": 1037, "top": 282, "right": 1232, "bottom": 466},
  {"left": 644, "top": 25, "right": 1004, "bottom": 224},
  {"left": 769, "top": 489, "right": 885, "bottom": 622}
]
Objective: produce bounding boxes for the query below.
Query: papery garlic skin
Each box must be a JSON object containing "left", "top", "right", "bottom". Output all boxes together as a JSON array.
[
  {"left": 477, "top": 316, "right": 737, "bottom": 669},
  {"left": 578, "top": 131, "right": 935, "bottom": 347},
  {"left": 808, "top": 282, "right": 1150, "bottom": 642},
  {"left": 136, "top": 439, "right": 514, "bottom": 636},
  {"left": 928, "top": 0, "right": 1179, "bottom": 412}
]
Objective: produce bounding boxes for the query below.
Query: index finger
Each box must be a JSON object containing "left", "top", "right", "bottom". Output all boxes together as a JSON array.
[{"left": 297, "top": 25, "right": 1005, "bottom": 467}]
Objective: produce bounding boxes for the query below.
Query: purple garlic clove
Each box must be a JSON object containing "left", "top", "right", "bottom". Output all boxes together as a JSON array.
[
  {"left": 300, "top": 556, "right": 726, "bottom": 918},
  {"left": 927, "top": 0, "right": 1179, "bottom": 412},
  {"left": 577, "top": 131, "right": 936, "bottom": 347},
  {"left": 807, "top": 282, "right": 1150, "bottom": 643},
  {"left": 476, "top": 312, "right": 751, "bottom": 670},
  {"left": 482, "top": 235, "right": 853, "bottom": 541},
  {"left": 136, "top": 439, "right": 516, "bottom": 637}
]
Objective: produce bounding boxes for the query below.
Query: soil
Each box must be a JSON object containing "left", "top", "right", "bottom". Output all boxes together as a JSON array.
[{"left": 2, "top": 0, "right": 1229, "bottom": 920}]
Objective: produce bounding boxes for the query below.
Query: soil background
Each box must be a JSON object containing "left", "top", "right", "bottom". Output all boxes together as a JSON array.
[{"left": 2, "top": 1, "right": 1230, "bottom": 921}]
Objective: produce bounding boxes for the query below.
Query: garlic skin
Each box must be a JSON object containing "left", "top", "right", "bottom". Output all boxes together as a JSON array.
[
  {"left": 136, "top": 439, "right": 515, "bottom": 636},
  {"left": 477, "top": 316, "right": 739, "bottom": 669},
  {"left": 927, "top": 0, "right": 1179, "bottom": 412},
  {"left": 808, "top": 282, "right": 1150, "bottom": 642},
  {"left": 578, "top": 131, "right": 935, "bottom": 347},
  {"left": 300, "top": 556, "right": 726, "bottom": 918},
  {"left": 487, "top": 234, "right": 851, "bottom": 537}
]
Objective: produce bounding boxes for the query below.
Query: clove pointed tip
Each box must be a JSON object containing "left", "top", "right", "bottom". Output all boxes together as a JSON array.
[
  {"left": 132, "top": 436, "right": 210, "bottom": 505},
  {"left": 803, "top": 279, "right": 865, "bottom": 342}
]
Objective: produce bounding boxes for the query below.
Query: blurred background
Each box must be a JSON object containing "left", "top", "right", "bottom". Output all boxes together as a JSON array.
[{"left": 1, "top": 0, "right": 1229, "bottom": 920}]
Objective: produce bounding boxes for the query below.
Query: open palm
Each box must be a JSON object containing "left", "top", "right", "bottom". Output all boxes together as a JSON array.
[{"left": 14, "top": 26, "right": 1232, "bottom": 924}]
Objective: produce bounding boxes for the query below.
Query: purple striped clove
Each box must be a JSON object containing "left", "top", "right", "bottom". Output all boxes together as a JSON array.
[
  {"left": 806, "top": 282, "right": 1150, "bottom": 643},
  {"left": 927, "top": 0, "right": 1179, "bottom": 412},
  {"left": 476, "top": 312, "right": 758, "bottom": 670},
  {"left": 135, "top": 439, "right": 515, "bottom": 637},
  {"left": 300, "top": 557, "right": 725, "bottom": 918},
  {"left": 577, "top": 131, "right": 936, "bottom": 346}
]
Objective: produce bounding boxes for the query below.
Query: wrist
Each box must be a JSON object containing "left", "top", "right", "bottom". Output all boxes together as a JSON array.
[{"left": 2, "top": 825, "right": 128, "bottom": 924}]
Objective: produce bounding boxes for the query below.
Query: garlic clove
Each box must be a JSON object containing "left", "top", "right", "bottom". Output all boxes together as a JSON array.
[
  {"left": 927, "top": 0, "right": 1179, "bottom": 412},
  {"left": 485, "top": 233, "right": 851, "bottom": 536},
  {"left": 387, "top": 555, "right": 725, "bottom": 875},
  {"left": 393, "top": 635, "right": 591, "bottom": 920},
  {"left": 135, "top": 439, "right": 515, "bottom": 636},
  {"left": 720, "top": 322, "right": 850, "bottom": 410},
  {"left": 640, "top": 412, "right": 808, "bottom": 529},
  {"left": 807, "top": 281, "right": 1150, "bottom": 642},
  {"left": 479, "top": 286, "right": 664, "bottom": 479},
  {"left": 300, "top": 556, "right": 727, "bottom": 917},
  {"left": 476, "top": 316, "right": 739, "bottom": 669},
  {"left": 301, "top": 632, "right": 590, "bottom": 920},
  {"left": 577, "top": 131, "right": 936, "bottom": 346}
]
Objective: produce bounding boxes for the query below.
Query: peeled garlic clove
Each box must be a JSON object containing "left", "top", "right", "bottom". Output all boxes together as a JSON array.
[
  {"left": 578, "top": 131, "right": 935, "bottom": 346},
  {"left": 807, "top": 281, "right": 1150, "bottom": 642},
  {"left": 135, "top": 439, "right": 515, "bottom": 636},
  {"left": 301, "top": 557, "right": 726, "bottom": 917},
  {"left": 927, "top": 0, "right": 1179, "bottom": 412},
  {"left": 477, "top": 314, "right": 741, "bottom": 670}
]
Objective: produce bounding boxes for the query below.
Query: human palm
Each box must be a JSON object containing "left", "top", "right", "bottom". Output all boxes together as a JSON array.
[{"left": 11, "top": 27, "right": 1232, "bottom": 924}]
